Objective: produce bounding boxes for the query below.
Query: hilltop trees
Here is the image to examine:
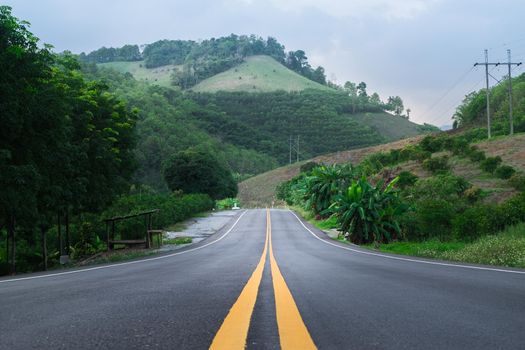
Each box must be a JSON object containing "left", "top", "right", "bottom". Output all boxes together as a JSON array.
[
  {"left": 386, "top": 96, "right": 404, "bottom": 117},
  {"left": 80, "top": 44, "right": 142, "bottom": 63}
]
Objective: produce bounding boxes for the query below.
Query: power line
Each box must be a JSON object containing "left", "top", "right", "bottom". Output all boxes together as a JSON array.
[{"left": 421, "top": 66, "right": 475, "bottom": 119}]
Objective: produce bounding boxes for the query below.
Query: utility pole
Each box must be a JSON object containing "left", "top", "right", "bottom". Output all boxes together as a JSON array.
[
  {"left": 474, "top": 49, "right": 521, "bottom": 138},
  {"left": 289, "top": 135, "right": 292, "bottom": 164},
  {"left": 474, "top": 50, "right": 499, "bottom": 139},
  {"left": 296, "top": 135, "right": 300, "bottom": 162},
  {"left": 506, "top": 49, "right": 522, "bottom": 135}
]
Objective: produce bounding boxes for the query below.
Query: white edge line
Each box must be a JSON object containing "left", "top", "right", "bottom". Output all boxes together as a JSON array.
[
  {"left": 0, "top": 210, "right": 249, "bottom": 284},
  {"left": 288, "top": 210, "right": 525, "bottom": 275}
]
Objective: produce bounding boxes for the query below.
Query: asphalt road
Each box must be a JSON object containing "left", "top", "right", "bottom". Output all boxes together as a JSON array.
[{"left": 1, "top": 209, "right": 524, "bottom": 349}]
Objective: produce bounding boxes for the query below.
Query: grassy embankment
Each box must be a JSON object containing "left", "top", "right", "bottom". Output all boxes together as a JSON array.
[{"left": 295, "top": 207, "right": 525, "bottom": 268}]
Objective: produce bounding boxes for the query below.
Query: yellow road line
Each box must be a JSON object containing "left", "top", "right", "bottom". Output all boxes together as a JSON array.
[
  {"left": 268, "top": 209, "right": 317, "bottom": 350},
  {"left": 209, "top": 212, "right": 269, "bottom": 350}
]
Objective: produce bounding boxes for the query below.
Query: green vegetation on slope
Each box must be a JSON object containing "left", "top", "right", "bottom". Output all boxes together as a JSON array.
[
  {"left": 454, "top": 72, "right": 525, "bottom": 133},
  {"left": 351, "top": 111, "right": 436, "bottom": 141},
  {"left": 190, "top": 90, "right": 387, "bottom": 164},
  {"left": 275, "top": 130, "right": 525, "bottom": 268},
  {"left": 98, "top": 60, "right": 181, "bottom": 88},
  {"left": 81, "top": 35, "right": 329, "bottom": 88},
  {"left": 191, "top": 55, "right": 331, "bottom": 93}
]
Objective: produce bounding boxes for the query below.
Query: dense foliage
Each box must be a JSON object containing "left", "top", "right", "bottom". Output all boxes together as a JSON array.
[
  {"left": 278, "top": 131, "right": 525, "bottom": 247},
  {"left": 81, "top": 64, "right": 278, "bottom": 190},
  {"left": 0, "top": 6, "right": 137, "bottom": 273},
  {"left": 330, "top": 177, "right": 406, "bottom": 244},
  {"left": 79, "top": 44, "right": 142, "bottom": 63},
  {"left": 164, "top": 148, "right": 238, "bottom": 200},
  {"left": 189, "top": 90, "right": 387, "bottom": 163}
]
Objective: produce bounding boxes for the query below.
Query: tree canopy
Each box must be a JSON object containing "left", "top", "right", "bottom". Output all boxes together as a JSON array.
[{"left": 163, "top": 148, "right": 238, "bottom": 200}]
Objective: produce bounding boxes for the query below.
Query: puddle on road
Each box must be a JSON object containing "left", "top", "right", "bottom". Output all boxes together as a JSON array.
[{"left": 159, "top": 210, "right": 239, "bottom": 252}]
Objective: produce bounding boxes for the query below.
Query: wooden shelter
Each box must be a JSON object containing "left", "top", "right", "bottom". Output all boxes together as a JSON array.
[{"left": 104, "top": 209, "right": 162, "bottom": 250}]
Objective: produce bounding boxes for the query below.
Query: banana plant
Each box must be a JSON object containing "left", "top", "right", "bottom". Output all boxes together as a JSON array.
[
  {"left": 328, "top": 176, "right": 407, "bottom": 244},
  {"left": 304, "top": 164, "right": 354, "bottom": 216}
]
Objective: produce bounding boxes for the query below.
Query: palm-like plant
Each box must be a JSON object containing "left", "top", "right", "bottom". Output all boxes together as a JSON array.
[
  {"left": 329, "top": 176, "right": 406, "bottom": 244},
  {"left": 304, "top": 164, "right": 354, "bottom": 216}
]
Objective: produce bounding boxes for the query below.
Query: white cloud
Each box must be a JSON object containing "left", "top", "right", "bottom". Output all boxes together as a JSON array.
[{"left": 233, "top": 0, "right": 439, "bottom": 20}]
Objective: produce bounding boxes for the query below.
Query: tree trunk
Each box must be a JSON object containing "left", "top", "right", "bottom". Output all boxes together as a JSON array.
[
  {"left": 7, "top": 215, "right": 15, "bottom": 275},
  {"left": 41, "top": 226, "right": 48, "bottom": 271},
  {"left": 65, "top": 210, "right": 70, "bottom": 255},
  {"left": 57, "top": 212, "right": 62, "bottom": 256}
]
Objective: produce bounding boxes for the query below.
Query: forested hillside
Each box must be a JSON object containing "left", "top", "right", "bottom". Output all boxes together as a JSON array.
[{"left": 81, "top": 35, "right": 328, "bottom": 89}]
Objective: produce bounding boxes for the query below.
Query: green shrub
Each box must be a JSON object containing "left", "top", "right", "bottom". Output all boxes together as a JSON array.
[
  {"left": 398, "top": 146, "right": 431, "bottom": 163},
  {"left": 509, "top": 174, "right": 525, "bottom": 191},
  {"left": 409, "top": 174, "right": 471, "bottom": 201},
  {"left": 480, "top": 156, "right": 502, "bottom": 173},
  {"left": 422, "top": 156, "right": 450, "bottom": 174},
  {"left": 494, "top": 165, "right": 516, "bottom": 179},
  {"left": 499, "top": 193, "right": 525, "bottom": 225},
  {"left": 413, "top": 199, "right": 456, "bottom": 240},
  {"left": 300, "top": 161, "right": 319, "bottom": 173},
  {"left": 104, "top": 193, "right": 214, "bottom": 239},
  {"left": 463, "top": 186, "right": 483, "bottom": 203},
  {"left": 466, "top": 146, "right": 486, "bottom": 162},
  {"left": 452, "top": 204, "right": 504, "bottom": 242},
  {"left": 462, "top": 128, "right": 487, "bottom": 143},
  {"left": 216, "top": 198, "right": 241, "bottom": 210},
  {"left": 420, "top": 135, "right": 446, "bottom": 153},
  {"left": 449, "top": 138, "right": 470, "bottom": 155},
  {"left": 396, "top": 171, "right": 419, "bottom": 189}
]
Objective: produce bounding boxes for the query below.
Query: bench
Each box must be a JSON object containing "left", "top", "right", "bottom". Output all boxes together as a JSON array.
[{"left": 108, "top": 239, "right": 147, "bottom": 249}]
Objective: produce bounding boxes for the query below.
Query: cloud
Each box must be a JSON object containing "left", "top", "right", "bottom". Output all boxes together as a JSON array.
[{"left": 233, "top": 0, "right": 439, "bottom": 20}]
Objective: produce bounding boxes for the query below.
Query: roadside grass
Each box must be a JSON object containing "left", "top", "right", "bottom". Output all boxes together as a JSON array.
[
  {"left": 75, "top": 249, "right": 158, "bottom": 266},
  {"left": 293, "top": 207, "right": 525, "bottom": 269},
  {"left": 163, "top": 237, "right": 193, "bottom": 245},
  {"left": 366, "top": 223, "right": 525, "bottom": 268}
]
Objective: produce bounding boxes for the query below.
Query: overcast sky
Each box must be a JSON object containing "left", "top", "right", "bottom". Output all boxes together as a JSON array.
[{"left": 5, "top": 0, "right": 525, "bottom": 126}]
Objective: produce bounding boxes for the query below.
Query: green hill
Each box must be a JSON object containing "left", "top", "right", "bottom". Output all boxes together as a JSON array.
[
  {"left": 98, "top": 60, "right": 181, "bottom": 88},
  {"left": 351, "top": 112, "right": 431, "bottom": 141},
  {"left": 191, "top": 55, "right": 332, "bottom": 93}
]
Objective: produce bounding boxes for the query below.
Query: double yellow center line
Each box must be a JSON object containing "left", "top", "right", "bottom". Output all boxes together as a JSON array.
[{"left": 210, "top": 209, "right": 317, "bottom": 350}]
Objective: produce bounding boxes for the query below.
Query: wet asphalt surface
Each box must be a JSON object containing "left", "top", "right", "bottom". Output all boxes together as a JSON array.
[{"left": 1, "top": 209, "right": 524, "bottom": 349}]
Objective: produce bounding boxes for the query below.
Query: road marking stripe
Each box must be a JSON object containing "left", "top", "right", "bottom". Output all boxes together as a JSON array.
[
  {"left": 209, "top": 211, "right": 269, "bottom": 350},
  {"left": 289, "top": 210, "right": 525, "bottom": 275},
  {"left": 0, "top": 210, "right": 249, "bottom": 284},
  {"left": 268, "top": 209, "right": 317, "bottom": 350}
]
